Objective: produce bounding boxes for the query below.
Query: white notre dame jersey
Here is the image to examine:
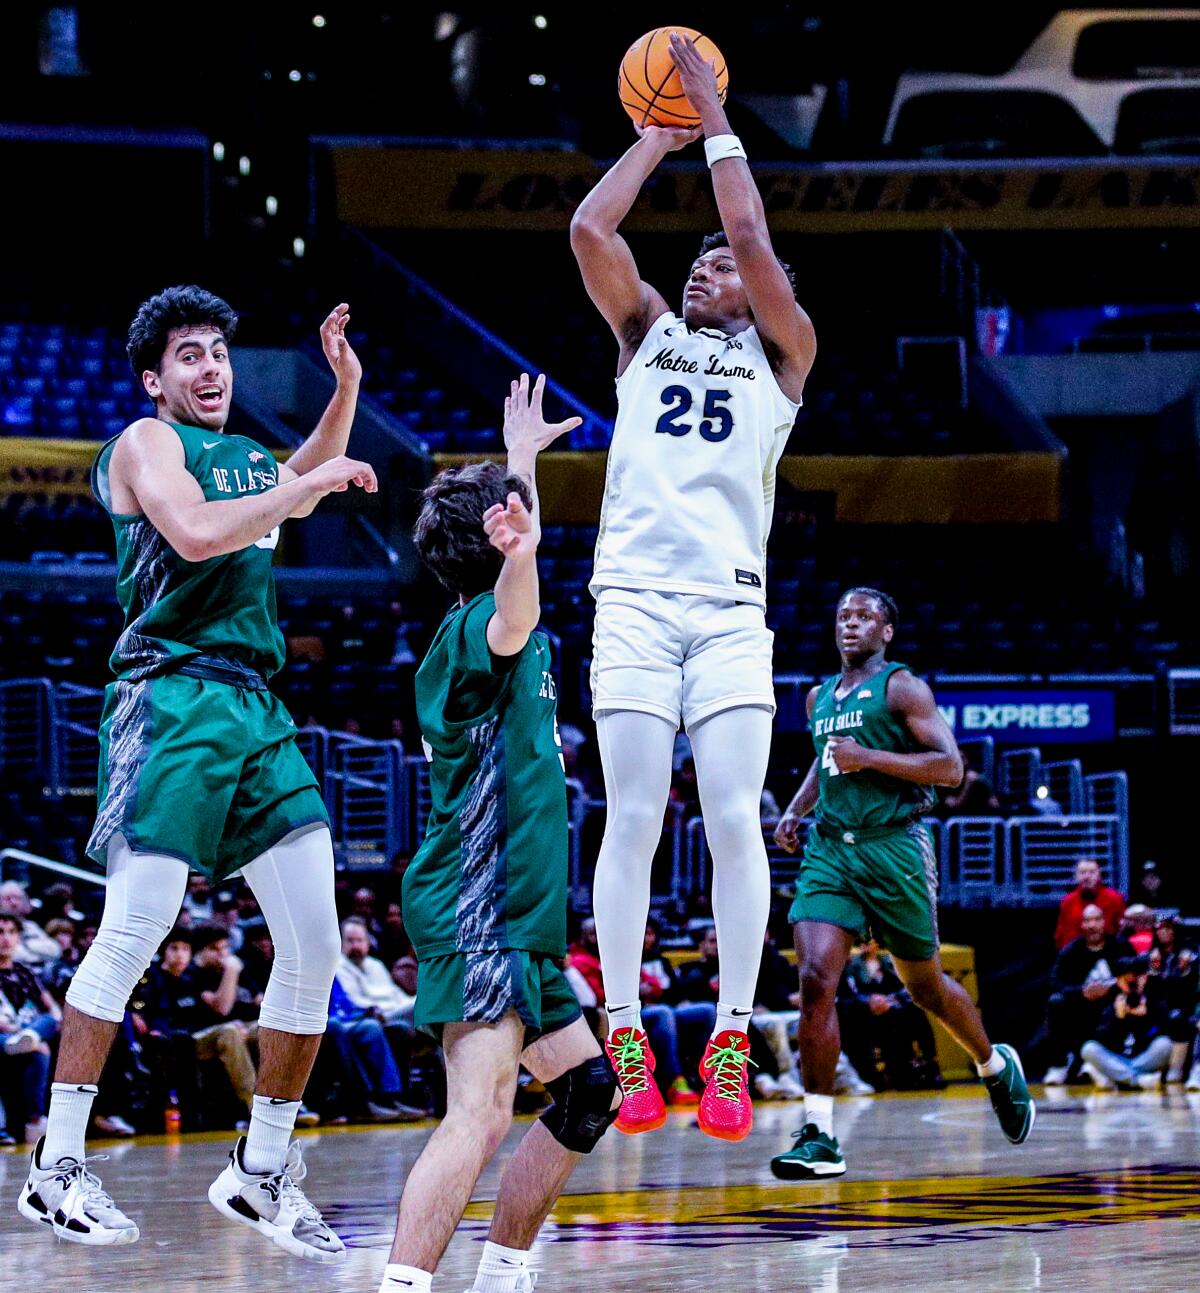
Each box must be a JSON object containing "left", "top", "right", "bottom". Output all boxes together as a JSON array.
[{"left": 590, "top": 312, "right": 801, "bottom": 608}]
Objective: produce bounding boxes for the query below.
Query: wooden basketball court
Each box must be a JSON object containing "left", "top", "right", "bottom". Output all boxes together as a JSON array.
[{"left": 3, "top": 1086, "right": 1198, "bottom": 1292}]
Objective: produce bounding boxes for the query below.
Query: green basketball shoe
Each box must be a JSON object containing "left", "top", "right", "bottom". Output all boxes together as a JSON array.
[
  {"left": 983, "top": 1043, "right": 1036, "bottom": 1145},
  {"left": 769, "top": 1123, "right": 847, "bottom": 1179}
]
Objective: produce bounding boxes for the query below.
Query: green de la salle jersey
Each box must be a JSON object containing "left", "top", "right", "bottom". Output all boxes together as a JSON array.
[
  {"left": 91, "top": 421, "right": 286, "bottom": 681},
  {"left": 404, "top": 592, "right": 568, "bottom": 961},
  {"left": 811, "top": 660, "right": 936, "bottom": 831}
]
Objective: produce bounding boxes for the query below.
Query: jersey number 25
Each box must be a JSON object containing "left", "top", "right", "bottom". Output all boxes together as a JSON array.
[{"left": 656, "top": 386, "right": 734, "bottom": 442}]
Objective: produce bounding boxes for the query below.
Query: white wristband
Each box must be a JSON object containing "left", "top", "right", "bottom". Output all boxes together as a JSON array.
[{"left": 704, "top": 133, "right": 747, "bottom": 167}]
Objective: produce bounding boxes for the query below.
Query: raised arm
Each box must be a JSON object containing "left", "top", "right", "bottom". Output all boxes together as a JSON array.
[
  {"left": 484, "top": 373, "right": 582, "bottom": 657},
  {"left": 669, "top": 32, "right": 816, "bottom": 401},
  {"left": 569, "top": 128, "right": 695, "bottom": 366},
  {"left": 284, "top": 303, "right": 363, "bottom": 477},
  {"left": 112, "top": 419, "right": 377, "bottom": 562},
  {"left": 828, "top": 671, "right": 962, "bottom": 787}
]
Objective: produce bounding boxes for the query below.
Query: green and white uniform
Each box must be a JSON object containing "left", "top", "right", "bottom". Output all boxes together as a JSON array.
[
  {"left": 404, "top": 591, "right": 580, "bottom": 1040},
  {"left": 788, "top": 661, "right": 940, "bottom": 962},
  {"left": 85, "top": 421, "right": 326, "bottom": 881}
]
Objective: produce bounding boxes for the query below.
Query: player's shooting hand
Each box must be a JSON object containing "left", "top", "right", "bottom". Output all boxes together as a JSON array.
[
  {"left": 828, "top": 736, "right": 872, "bottom": 773},
  {"left": 635, "top": 123, "right": 702, "bottom": 153},
  {"left": 667, "top": 31, "right": 722, "bottom": 111},
  {"left": 484, "top": 492, "right": 538, "bottom": 561},
  {"left": 774, "top": 812, "right": 802, "bottom": 854},
  {"left": 320, "top": 303, "right": 362, "bottom": 387},
  {"left": 503, "top": 372, "right": 583, "bottom": 455},
  {"left": 307, "top": 454, "right": 378, "bottom": 496}
]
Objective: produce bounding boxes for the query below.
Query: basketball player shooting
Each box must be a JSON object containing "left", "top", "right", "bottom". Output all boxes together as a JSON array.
[{"left": 570, "top": 31, "right": 816, "bottom": 1141}]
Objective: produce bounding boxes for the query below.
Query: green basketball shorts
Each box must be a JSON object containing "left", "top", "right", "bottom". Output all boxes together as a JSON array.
[
  {"left": 86, "top": 672, "right": 328, "bottom": 882},
  {"left": 415, "top": 949, "right": 582, "bottom": 1044},
  {"left": 788, "top": 821, "right": 940, "bottom": 962}
]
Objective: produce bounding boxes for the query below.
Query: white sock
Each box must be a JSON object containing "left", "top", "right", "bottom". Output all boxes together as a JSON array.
[
  {"left": 380, "top": 1265, "right": 433, "bottom": 1292},
  {"left": 242, "top": 1095, "right": 300, "bottom": 1175},
  {"left": 473, "top": 1240, "right": 531, "bottom": 1293},
  {"left": 976, "top": 1048, "right": 1005, "bottom": 1078},
  {"left": 805, "top": 1092, "right": 834, "bottom": 1138},
  {"left": 713, "top": 1002, "right": 753, "bottom": 1040},
  {"left": 606, "top": 1002, "right": 641, "bottom": 1038},
  {"left": 41, "top": 1083, "right": 98, "bottom": 1167}
]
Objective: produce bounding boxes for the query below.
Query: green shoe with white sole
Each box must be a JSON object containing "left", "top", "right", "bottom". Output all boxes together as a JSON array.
[
  {"left": 984, "top": 1043, "right": 1036, "bottom": 1144},
  {"left": 769, "top": 1123, "right": 846, "bottom": 1179}
]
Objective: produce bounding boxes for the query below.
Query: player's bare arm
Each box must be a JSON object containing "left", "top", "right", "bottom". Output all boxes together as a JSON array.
[
  {"left": 113, "top": 419, "right": 376, "bottom": 561},
  {"left": 282, "top": 303, "right": 363, "bottom": 479},
  {"left": 569, "top": 129, "right": 695, "bottom": 367},
  {"left": 668, "top": 32, "right": 816, "bottom": 401},
  {"left": 827, "top": 672, "right": 962, "bottom": 785},
  {"left": 775, "top": 686, "right": 823, "bottom": 851},
  {"left": 485, "top": 373, "right": 582, "bottom": 657}
]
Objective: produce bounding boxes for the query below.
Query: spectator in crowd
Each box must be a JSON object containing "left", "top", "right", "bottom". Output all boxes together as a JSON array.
[
  {"left": 336, "top": 917, "right": 415, "bottom": 1025},
  {"left": 1149, "top": 914, "right": 1197, "bottom": 1082},
  {"left": 326, "top": 978, "right": 426, "bottom": 1122},
  {"left": 838, "top": 939, "right": 942, "bottom": 1090},
  {"left": 0, "top": 881, "right": 61, "bottom": 966},
  {"left": 182, "top": 874, "right": 214, "bottom": 923},
  {"left": 1043, "top": 903, "right": 1131, "bottom": 1085},
  {"left": 0, "top": 911, "right": 61, "bottom": 1142},
  {"left": 566, "top": 917, "right": 605, "bottom": 1008},
  {"left": 1133, "top": 859, "right": 1168, "bottom": 908},
  {"left": 40, "top": 919, "right": 82, "bottom": 1003},
  {"left": 391, "top": 954, "right": 418, "bottom": 999},
  {"left": 38, "top": 883, "right": 82, "bottom": 925},
  {"left": 1054, "top": 858, "right": 1126, "bottom": 949},
  {"left": 1120, "top": 904, "right": 1155, "bottom": 955},
  {"left": 236, "top": 919, "right": 274, "bottom": 1008},
  {"left": 210, "top": 892, "right": 245, "bottom": 953},
  {"left": 1080, "top": 955, "right": 1172, "bottom": 1090},
  {"left": 937, "top": 745, "right": 1001, "bottom": 817},
  {"left": 640, "top": 920, "right": 709, "bottom": 1107}
]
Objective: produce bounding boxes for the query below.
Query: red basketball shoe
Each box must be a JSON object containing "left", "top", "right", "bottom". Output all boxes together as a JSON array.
[
  {"left": 698, "top": 1030, "right": 755, "bottom": 1142},
  {"left": 606, "top": 1028, "right": 666, "bottom": 1134}
]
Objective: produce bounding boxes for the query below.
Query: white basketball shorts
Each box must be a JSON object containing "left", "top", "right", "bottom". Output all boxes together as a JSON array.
[{"left": 590, "top": 587, "right": 775, "bottom": 729}]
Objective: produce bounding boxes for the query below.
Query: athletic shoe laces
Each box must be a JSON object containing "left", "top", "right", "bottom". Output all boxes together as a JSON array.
[
  {"left": 610, "top": 1032, "right": 651, "bottom": 1095},
  {"left": 265, "top": 1143, "right": 325, "bottom": 1230},
  {"left": 51, "top": 1154, "right": 124, "bottom": 1219},
  {"left": 707, "top": 1039, "right": 756, "bottom": 1101}
]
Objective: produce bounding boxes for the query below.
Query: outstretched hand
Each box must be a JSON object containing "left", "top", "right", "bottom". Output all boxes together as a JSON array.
[
  {"left": 320, "top": 303, "right": 362, "bottom": 387},
  {"left": 503, "top": 372, "right": 582, "bottom": 455},
  {"left": 484, "top": 492, "right": 537, "bottom": 561},
  {"left": 667, "top": 31, "right": 722, "bottom": 113},
  {"left": 635, "top": 123, "right": 702, "bottom": 152}
]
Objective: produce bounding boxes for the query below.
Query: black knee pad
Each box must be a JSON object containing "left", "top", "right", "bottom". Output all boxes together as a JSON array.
[{"left": 539, "top": 1053, "right": 619, "bottom": 1153}]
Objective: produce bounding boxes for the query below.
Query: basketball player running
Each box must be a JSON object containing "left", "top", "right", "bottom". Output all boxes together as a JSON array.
[
  {"left": 769, "top": 589, "right": 1034, "bottom": 1179},
  {"left": 17, "top": 286, "right": 376, "bottom": 1257},
  {"left": 378, "top": 374, "right": 619, "bottom": 1293},
  {"left": 570, "top": 32, "right": 816, "bottom": 1140}
]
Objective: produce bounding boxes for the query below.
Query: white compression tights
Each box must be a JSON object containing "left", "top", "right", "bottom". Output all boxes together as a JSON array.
[
  {"left": 67, "top": 826, "right": 340, "bottom": 1034},
  {"left": 592, "top": 707, "right": 773, "bottom": 1013}
]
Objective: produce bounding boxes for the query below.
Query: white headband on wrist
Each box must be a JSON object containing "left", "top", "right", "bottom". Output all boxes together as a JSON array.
[{"left": 704, "top": 133, "right": 747, "bottom": 166}]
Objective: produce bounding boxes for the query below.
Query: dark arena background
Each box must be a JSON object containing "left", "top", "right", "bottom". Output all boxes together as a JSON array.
[{"left": 2, "top": 5, "right": 1200, "bottom": 1291}]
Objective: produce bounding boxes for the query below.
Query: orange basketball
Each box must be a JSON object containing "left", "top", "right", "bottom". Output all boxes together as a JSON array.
[{"left": 618, "top": 27, "right": 728, "bottom": 130}]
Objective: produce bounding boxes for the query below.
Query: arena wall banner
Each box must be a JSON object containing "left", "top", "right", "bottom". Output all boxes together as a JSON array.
[
  {"left": 330, "top": 146, "right": 1200, "bottom": 232},
  {"left": 934, "top": 688, "right": 1116, "bottom": 743}
]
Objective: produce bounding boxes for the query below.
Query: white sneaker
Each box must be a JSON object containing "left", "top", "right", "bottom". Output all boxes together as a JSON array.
[
  {"left": 93, "top": 1114, "right": 136, "bottom": 1138},
  {"left": 17, "top": 1138, "right": 139, "bottom": 1245},
  {"left": 466, "top": 1275, "right": 537, "bottom": 1293},
  {"left": 754, "top": 1073, "right": 780, "bottom": 1101},
  {"left": 1136, "top": 1073, "right": 1162, "bottom": 1091},
  {"left": 833, "top": 1053, "right": 876, "bottom": 1095},
  {"left": 1080, "top": 1061, "right": 1115, "bottom": 1091},
  {"left": 775, "top": 1072, "right": 805, "bottom": 1100},
  {"left": 1042, "top": 1065, "right": 1071, "bottom": 1086},
  {"left": 208, "top": 1137, "right": 344, "bottom": 1263},
  {"left": 3, "top": 1028, "right": 41, "bottom": 1056},
  {"left": 1187, "top": 1066, "right": 1200, "bottom": 1092}
]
